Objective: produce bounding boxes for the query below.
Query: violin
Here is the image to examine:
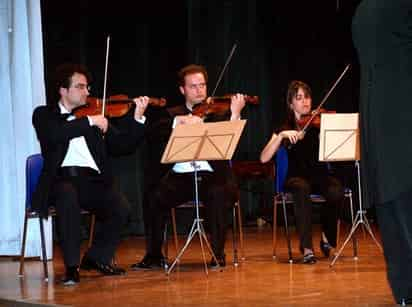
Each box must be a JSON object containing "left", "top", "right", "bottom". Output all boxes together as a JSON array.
[
  {"left": 192, "top": 94, "right": 259, "bottom": 118},
  {"left": 296, "top": 108, "right": 336, "bottom": 130},
  {"left": 295, "top": 64, "right": 350, "bottom": 131},
  {"left": 73, "top": 94, "right": 166, "bottom": 118}
]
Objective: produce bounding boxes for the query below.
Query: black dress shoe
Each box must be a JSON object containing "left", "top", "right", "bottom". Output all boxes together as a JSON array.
[
  {"left": 80, "top": 256, "right": 126, "bottom": 275},
  {"left": 399, "top": 298, "right": 412, "bottom": 306},
  {"left": 210, "top": 254, "right": 226, "bottom": 269},
  {"left": 320, "top": 240, "right": 333, "bottom": 257},
  {"left": 130, "top": 254, "right": 167, "bottom": 270},
  {"left": 303, "top": 252, "right": 317, "bottom": 264},
  {"left": 62, "top": 266, "right": 80, "bottom": 286}
]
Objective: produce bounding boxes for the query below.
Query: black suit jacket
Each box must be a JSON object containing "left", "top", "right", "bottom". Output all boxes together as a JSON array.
[
  {"left": 352, "top": 0, "right": 412, "bottom": 205},
  {"left": 32, "top": 104, "right": 145, "bottom": 217}
]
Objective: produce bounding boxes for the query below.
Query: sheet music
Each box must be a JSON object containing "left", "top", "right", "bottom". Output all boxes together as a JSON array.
[{"left": 319, "top": 113, "right": 360, "bottom": 161}]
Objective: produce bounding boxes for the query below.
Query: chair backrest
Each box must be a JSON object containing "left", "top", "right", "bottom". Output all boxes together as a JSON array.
[
  {"left": 275, "top": 146, "right": 288, "bottom": 193},
  {"left": 25, "top": 154, "right": 44, "bottom": 210}
]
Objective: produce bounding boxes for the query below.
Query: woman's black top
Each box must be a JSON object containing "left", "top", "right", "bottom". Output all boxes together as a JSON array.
[{"left": 276, "top": 125, "right": 328, "bottom": 183}]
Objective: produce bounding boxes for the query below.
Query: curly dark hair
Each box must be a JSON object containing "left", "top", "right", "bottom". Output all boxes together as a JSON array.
[{"left": 54, "top": 63, "right": 92, "bottom": 90}]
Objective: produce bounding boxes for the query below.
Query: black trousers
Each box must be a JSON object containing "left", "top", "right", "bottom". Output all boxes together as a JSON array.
[
  {"left": 285, "top": 176, "right": 343, "bottom": 251},
  {"left": 147, "top": 169, "right": 238, "bottom": 258},
  {"left": 375, "top": 188, "right": 412, "bottom": 302},
  {"left": 51, "top": 173, "right": 130, "bottom": 267}
]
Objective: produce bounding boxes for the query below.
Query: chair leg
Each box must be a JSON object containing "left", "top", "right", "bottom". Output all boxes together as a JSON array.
[
  {"left": 88, "top": 214, "right": 95, "bottom": 249},
  {"left": 163, "top": 221, "right": 169, "bottom": 267},
  {"left": 336, "top": 219, "right": 341, "bottom": 246},
  {"left": 232, "top": 206, "right": 238, "bottom": 266},
  {"left": 272, "top": 201, "right": 278, "bottom": 259},
  {"left": 282, "top": 198, "right": 293, "bottom": 263},
  {"left": 18, "top": 213, "right": 29, "bottom": 277},
  {"left": 236, "top": 202, "right": 245, "bottom": 260},
  {"left": 171, "top": 208, "right": 179, "bottom": 253},
  {"left": 39, "top": 217, "right": 49, "bottom": 281}
]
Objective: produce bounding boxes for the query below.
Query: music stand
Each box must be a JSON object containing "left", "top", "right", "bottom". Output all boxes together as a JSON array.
[
  {"left": 317, "top": 113, "right": 382, "bottom": 267},
  {"left": 161, "top": 120, "right": 246, "bottom": 275}
]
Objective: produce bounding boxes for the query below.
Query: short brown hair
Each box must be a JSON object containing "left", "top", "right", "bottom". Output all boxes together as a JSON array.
[{"left": 177, "top": 64, "right": 208, "bottom": 86}]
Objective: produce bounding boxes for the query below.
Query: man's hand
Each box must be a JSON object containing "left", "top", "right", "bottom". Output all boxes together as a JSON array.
[
  {"left": 89, "top": 115, "right": 108, "bottom": 133},
  {"left": 133, "top": 96, "right": 149, "bottom": 120},
  {"left": 230, "top": 93, "right": 246, "bottom": 120}
]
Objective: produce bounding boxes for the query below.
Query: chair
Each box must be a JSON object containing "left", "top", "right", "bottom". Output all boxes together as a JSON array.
[
  {"left": 18, "top": 153, "right": 95, "bottom": 281},
  {"left": 169, "top": 200, "right": 244, "bottom": 265},
  {"left": 272, "top": 146, "right": 355, "bottom": 262}
]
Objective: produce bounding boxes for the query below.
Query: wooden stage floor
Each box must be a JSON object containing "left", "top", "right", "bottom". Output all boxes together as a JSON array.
[{"left": 0, "top": 224, "right": 393, "bottom": 306}]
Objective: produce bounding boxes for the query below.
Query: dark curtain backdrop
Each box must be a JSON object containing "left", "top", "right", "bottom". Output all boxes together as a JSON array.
[{"left": 40, "top": 0, "right": 361, "bottom": 235}]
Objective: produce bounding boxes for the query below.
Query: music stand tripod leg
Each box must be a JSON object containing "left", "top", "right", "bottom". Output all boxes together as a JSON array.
[
  {"left": 166, "top": 219, "right": 198, "bottom": 274},
  {"left": 330, "top": 212, "right": 361, "bottom": 267},
  {"left": 361, "top": 213, "right": 383, "bottom": 251},
  {"left": 198, "top": 220, "right": 221, "bottom": 274},
  {"left": 330, "top": 161, "right": 382, "bottom": 267},
  {"left": 166, "top": 164, "right": 221, "bottom": 275}
]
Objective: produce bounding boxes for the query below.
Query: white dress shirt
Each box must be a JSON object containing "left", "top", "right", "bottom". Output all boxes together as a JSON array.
[
  {"left": 170, "top": 115, "right": 213, "bottom": 173},
  {"left": 59, "top": 103, "right": 100, "bottom": 172}
]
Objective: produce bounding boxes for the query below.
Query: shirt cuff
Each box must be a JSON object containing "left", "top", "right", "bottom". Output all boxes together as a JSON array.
[
  {"left": 86, "top": 116, "right": 93, "bottom": 126},
  {"left": 135, "top": 115, "right": 146, "bottom": 124},
  {"left": 230, "top": 115, "right": 241, "bottom": 121}
]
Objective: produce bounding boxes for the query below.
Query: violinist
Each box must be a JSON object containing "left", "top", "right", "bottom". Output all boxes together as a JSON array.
[
  {"left": 31, "top": 63, "right": 149, "bottom": 285},
  {"left": 260, "top": 80, "right": 344, "bottom": 264},
  {"left": 132, "top": 64, "right": 245, "bottom": 270}
]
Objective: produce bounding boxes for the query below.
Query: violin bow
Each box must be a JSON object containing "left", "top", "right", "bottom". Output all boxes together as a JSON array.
[
  {"left": 302, "top": 64, "right": 351, "bottom": 132},
  {"left": 210, "top": 43, "right": 237, "bottom": 97},
  {"left": 101, "top": 35, "right": 111, "bottom": 116}
]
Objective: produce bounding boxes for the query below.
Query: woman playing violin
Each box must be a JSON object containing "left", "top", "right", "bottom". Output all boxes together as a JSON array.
[{"left": 260, "top": 80, "right": 344, "bottom": 264}]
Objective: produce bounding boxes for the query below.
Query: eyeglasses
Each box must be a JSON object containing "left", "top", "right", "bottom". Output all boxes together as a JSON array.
[{"left": 72, "top": 83, "right": 91, "bottom": 91}]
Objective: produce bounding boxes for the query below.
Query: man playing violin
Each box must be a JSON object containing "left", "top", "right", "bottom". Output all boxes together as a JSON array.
[
  {"left": 260, "top": 80, "right": 344, "bottom": 264},
  {"left": 132, "top": 64, "right": 245, "bottom": 269},
  {"left": 32, "top": 63, "right": 149, "bottom": 285}
]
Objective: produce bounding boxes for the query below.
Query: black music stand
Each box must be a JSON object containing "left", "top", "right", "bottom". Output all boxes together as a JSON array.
[{"left": 161, "top": 120, "right": 246, "bottom": 275}]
